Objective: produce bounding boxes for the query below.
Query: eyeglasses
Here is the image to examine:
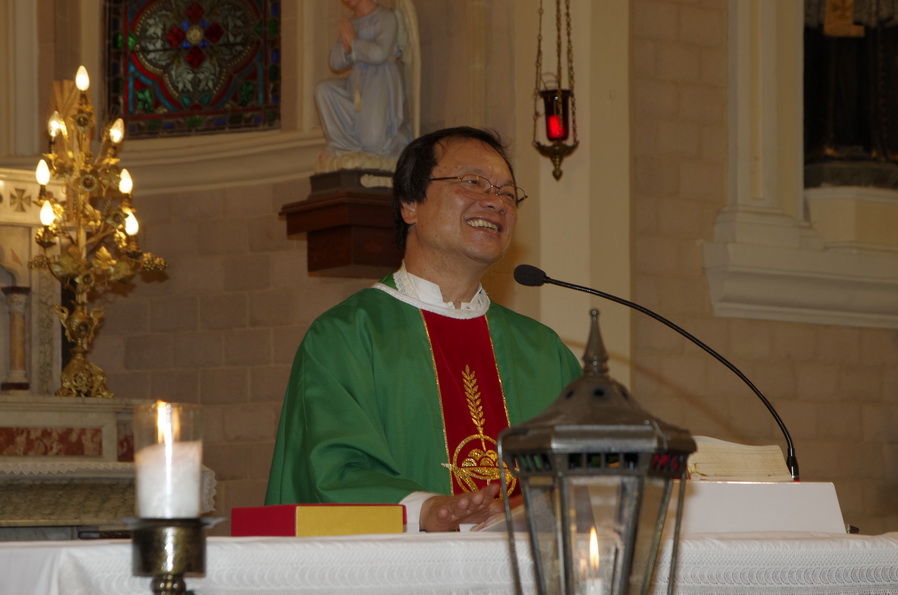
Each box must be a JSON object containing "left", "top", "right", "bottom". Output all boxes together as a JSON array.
[{"left": 428, "top": 174, "right": 527, "bottom": 208}]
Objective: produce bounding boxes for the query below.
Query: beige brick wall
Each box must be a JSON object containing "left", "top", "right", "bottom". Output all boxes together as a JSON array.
[
  {"left": 631, "top": 0, "right": 898, "bottom": 535},
  {"left": 93, "top": 177, "right": 372, "bottom": 534}
]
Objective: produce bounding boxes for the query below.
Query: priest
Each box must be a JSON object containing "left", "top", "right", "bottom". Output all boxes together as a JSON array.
[{"left": 266, "top": 127, "right": 580, "bottom": 531}]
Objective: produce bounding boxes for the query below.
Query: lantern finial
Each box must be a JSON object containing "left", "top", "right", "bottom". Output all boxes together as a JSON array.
[{"left": 583, "top": 308, "right": 610, "bottom": 377}]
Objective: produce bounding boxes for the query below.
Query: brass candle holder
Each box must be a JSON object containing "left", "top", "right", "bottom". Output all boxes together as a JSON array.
[
  {"left": 129, "top": 402, "right": 217, "bottom": 594},
  {"left": 129, "top": 518, "right": 217, "bottom": 595}
]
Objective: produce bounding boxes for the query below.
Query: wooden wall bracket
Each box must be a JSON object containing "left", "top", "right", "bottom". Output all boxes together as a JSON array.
[{"left": 280, "top": 170, "right": 403, "bottom": 278}]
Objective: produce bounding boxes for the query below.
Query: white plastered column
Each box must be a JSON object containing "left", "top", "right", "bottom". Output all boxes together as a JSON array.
[{"left": 511, "top": 0, "right": 633, "bottom": 385}]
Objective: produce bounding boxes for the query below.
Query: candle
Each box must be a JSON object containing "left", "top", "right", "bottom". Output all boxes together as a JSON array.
[
  {"left": 134, "top": 402, "right": 203, "bottom": 518},
  {"left": 135, "top": 440, "right": 202, "bottom": 518},
  {"left": 547, "top": 115, "right": 566, "bottom": 140}
]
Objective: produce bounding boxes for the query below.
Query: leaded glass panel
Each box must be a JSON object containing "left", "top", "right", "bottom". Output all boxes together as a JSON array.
[{"left": 106, "top": 0, "right": 281, "bottom": 138}]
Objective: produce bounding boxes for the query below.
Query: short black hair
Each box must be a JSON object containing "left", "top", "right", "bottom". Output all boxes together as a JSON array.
[{"left": 391, "top": 126, "right": 514, "bottom": 252}]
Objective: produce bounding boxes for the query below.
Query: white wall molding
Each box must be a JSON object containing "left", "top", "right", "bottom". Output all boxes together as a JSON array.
[
  {"left": 704, "top": 207, "right": 898, "bottom": 329},
  {"left": 117, "top": 130, "right": 324, "bottom": 196}
]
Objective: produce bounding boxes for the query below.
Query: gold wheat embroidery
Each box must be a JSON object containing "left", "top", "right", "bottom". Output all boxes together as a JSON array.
[
  {"left": 442, "top": 364, "right": 516, "bottom": 495},
  {"left": 463, "top": 365, "right": 486, "bottom": 437}
]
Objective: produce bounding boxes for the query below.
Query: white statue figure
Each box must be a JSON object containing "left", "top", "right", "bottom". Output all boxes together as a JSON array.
[{"left": 315, "top": 0, "right": 419, "bottom": 173}]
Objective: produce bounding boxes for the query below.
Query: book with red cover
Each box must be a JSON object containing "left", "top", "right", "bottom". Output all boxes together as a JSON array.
[{"left": 231, "top": 504, "right": 406, "bottom": 537}]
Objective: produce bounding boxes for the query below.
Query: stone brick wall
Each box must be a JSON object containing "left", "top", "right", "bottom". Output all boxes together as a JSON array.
[
  {"left": 630, "top": 0, "right": 898, "bottom": 535},
  {"left": 92, "top": 177, "right": 371, "bottom": 534}
]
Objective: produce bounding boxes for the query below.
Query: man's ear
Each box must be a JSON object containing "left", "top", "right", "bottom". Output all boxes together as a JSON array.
[{"left": 400, "top": 200, "right": 418, "bottom": 225}]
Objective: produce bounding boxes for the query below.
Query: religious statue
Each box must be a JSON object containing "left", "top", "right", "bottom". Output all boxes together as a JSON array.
[{"left": 314, "top": 0, "right": 417, "bottom": 173}]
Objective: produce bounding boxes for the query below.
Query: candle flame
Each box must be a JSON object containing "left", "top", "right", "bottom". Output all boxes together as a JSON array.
[
  {"left": 547, "top": 115, "right": 566, "bottom": 140},
  {"left": 156, "top": 401, "right": 173, "bottom": 445},
  {"left": 589, "top": 526, "right": 600, "bottom": 571}
]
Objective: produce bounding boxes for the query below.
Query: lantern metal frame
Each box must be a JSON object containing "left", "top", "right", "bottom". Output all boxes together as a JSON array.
[{"left": 499, "top": 310, "right": 696, "bottom": 595}]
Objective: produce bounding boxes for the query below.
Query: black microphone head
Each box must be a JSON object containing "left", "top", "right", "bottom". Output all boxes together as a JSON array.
[{"left": 514, "top": 264, "right": 547, "bottom": 287}]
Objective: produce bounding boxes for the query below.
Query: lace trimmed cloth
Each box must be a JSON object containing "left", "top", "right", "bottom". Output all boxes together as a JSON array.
[
  {"left": 653, "top": 531, "right": 898, "bottom": 594},
  {"left": 1, "top": 530, "right": 895, "bottom": 594},
  {"left": 0, "top": 461, "right": 217, "bottom": 518}
]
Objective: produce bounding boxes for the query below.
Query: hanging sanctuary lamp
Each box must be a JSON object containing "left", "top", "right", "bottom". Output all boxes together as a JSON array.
[{"left": 534, "top": 0, "right": 579, "bottom": 180}]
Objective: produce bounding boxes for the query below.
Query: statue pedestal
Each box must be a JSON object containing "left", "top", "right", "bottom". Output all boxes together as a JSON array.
[{"left": 280, "top": 169, "right": 402, "bottom": 278}]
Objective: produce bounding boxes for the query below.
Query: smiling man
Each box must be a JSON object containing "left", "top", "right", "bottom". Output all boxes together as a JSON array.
[{"left": 266, "top": 127, "right": 580, "bottom": 532}]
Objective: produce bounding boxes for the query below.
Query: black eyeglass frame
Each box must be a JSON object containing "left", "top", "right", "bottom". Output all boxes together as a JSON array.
[{"left": 428, "top": 174, "right": 528, "bottom": 207}]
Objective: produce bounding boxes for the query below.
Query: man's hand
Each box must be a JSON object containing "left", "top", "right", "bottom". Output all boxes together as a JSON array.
[{"left": 419, "top": 484, "right": 503, "bottom": 532}]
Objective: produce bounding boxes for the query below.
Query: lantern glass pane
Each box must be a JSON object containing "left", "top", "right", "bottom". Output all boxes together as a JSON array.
[
  {"left": 520, "top": 477, "right": 563, "bottom": 592},
  {"left": 627, "top": 476, "right": 676, "bottom": 594},
  {"left": 539, "top": 89, "right": 572, "bottom": 142},
  {"left": 567, "top": 476, "right": 626, "bottom": 594}
]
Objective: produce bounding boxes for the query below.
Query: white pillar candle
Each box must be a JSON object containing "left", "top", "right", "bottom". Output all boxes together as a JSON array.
[
  {"left": 135, "top": 440, "right": 202, "bottom": 518},
  {"left": 133, "top": 401, "right": 203, "bottom": 518}
]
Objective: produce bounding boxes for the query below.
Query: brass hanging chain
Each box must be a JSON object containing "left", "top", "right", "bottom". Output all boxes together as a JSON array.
[
  {"left": 533, "top": 0, "right": 545, "bottom": 148},
  {"left": 555, "top": 0, "right": 563, "bottom": 87},
  {"left": 533, "top": 0, "right": 577, "bottom": 147},
  {"left": 565, "top": 0, "right": 577, "bottom": 144}
]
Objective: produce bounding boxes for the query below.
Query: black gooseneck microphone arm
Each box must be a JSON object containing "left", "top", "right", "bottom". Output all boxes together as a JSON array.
[{"left": 514, "top": 264, "right": 799, "bottom": 481}]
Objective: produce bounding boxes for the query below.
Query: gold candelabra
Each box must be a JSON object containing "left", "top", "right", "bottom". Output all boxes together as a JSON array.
[{"left": 28, "top": 66, "right": 167, "bottom": 399}]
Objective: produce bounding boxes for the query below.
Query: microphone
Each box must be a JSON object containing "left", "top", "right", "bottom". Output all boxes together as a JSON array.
[{"left": 514, "top": 264, "right": 799, "bottom": 481}]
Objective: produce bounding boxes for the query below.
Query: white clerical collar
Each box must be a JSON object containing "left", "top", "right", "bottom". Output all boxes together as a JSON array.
[{"left": 388, "top": 263, "right": 490, "bottom": 314}]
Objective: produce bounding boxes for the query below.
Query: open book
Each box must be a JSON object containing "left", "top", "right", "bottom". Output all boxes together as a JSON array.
[
  {"left": 687, "top": 436, "right": 792, "bottom": 482},
  {"left": 473, "top": 436, "right": 794, "bottom": 533}
]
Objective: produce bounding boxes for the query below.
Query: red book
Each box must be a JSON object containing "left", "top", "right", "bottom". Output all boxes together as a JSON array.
[{"left": 231, "top": 504, "right": 406, "bottom": 537}]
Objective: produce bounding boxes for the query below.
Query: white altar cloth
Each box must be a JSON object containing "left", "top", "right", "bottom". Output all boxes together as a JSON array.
[{"left": 1, "top": 531, "right": 896, "bottom": 594}]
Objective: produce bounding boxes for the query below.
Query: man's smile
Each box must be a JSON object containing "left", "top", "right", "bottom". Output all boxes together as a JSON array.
[{"left": 466, "top": 218, "right": 500, "bottom": 232}]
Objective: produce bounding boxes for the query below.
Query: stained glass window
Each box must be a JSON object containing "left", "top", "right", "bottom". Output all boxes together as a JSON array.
[{"left": 106, "top": 0, "right": 280, "bottom": 138}]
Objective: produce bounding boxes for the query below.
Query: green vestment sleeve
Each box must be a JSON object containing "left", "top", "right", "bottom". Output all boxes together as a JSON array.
[{"left": 265, "top": 280, "right": 582, "bottom": 505}]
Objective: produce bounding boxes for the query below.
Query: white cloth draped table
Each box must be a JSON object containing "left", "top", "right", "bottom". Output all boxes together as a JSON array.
[{"left": 1, "top": 531, "right": 896, "bottom": 594}]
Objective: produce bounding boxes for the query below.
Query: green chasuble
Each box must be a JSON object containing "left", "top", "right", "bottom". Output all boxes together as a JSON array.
[{"left": 265, "top": 274, "right": 581, "bottom": 505}]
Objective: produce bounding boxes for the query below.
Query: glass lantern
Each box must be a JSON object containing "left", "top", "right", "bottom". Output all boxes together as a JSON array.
[
  {"left": 499, "top": 310, "right": 695, "bottom": 595},
  {"left": 540, "top": 88, "right": 573, "bottom": 142}
]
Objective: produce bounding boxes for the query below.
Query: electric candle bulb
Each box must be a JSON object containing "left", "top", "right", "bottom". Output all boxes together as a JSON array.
[
  {"left": 109, "top": 118, "right": 125, "bottom": 144},
  {"left": 35, "top": 160, "right": 51, "bottom": 186},
  {"left": 48, "top": 111, "right": 65, "bottom": 139},
  {"left": 124, "top": 210, "right": 139, "bottom": 235},
  {"left": 75, "top": 66, "right": 90, "bottom": 92},
  {"left": 119, "top": 169, "right": 133, "bottom": 194},
  {"left": 39, "top": 200, "right": 56, "bottom": 226}
]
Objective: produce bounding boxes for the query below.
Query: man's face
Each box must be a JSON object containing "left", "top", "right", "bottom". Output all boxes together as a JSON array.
[{"left": 401, "top": 137, "right": 518, "bottom": 270}]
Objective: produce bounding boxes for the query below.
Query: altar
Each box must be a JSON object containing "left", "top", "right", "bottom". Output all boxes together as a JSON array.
[{"left": 1, "top": 530, "right": 896, "bottom": 594}]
